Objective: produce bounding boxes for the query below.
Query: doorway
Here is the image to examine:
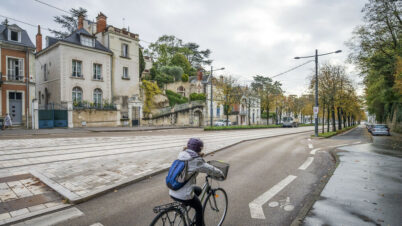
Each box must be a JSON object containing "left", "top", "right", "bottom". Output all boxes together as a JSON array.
[{"left": 8, "top": 92, "right": 22, "bottom": 124}]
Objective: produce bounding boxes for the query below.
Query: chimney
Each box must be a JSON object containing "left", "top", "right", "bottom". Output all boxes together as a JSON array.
[
  {"left": 197, "top": 69, "right": 203, "bottom": 81},
  {"left": 78, "top": 15, "right": 84, "bottom": 30},
  {"left": 36, "top": 25, "right": 42, "bottom": 52},
  {"left": 96, "top": 12, "right": 107, "bottom": 33}
]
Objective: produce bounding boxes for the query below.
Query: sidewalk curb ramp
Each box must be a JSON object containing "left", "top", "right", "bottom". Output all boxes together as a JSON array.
[{"left": 30, "top": 129, "right": 314, "bottom": 205}]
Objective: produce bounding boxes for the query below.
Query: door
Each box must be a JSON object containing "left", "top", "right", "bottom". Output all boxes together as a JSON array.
[
  {"left": 132, "top": 107, "right": 140, "bottom": 126},
  {"left": 9, "top": 92, "right": 22, "bottom": 124}
]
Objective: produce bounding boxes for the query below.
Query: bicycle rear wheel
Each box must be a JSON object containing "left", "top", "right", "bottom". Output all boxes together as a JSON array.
[
  {"left": 150, "top": 208, "right": 187, "bottom": 226},
  {"left": 203, "top": 188, "right": 228, "bottom": 226}
]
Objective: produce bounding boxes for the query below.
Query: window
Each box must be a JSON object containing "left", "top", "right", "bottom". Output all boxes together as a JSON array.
[
  {"left": 7, "top": 58, "right": 24, "bottom": 81},
  {"left": 217, "top": 106, "right": 220, "bottom": 117},
  {"left": 43, "top": 64, "right": 47, "bottom": 81},
  {"left": 93, "top": 89, "right": 103, "bottom": 107},
  {"left": 10, "top": 30, "right": 19, "bottom": 42},
  {"left": 122, "top": 44, "right": 128, "bottom": 57},
  {"left": 81, "top": 36, "right": 94, "bottom": 47},
  {"left": 123, "top": 67, "right": 129, "bottom": 78},
  {"left": 72, "top": 87, "right": 83, "bottom": 103},
  {"left": 177, "top": 86, "right": 185, "bottom": 96},
  {"left": 93, "top": 64, "right": 102, "bottom": 80},
  {"left": 72, "top": 60, "right": 82, "bottom": 77}
]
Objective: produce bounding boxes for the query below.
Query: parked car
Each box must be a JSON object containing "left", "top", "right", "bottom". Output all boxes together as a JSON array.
[
  {"left": 282, "top": 117, "right": 298, "bottom": 127},
  {"left": 214, "top": 119, "right": 232, "bottom": 126},
  {"left": 371, "top": 124, "right": 391, "bottom": 136}
]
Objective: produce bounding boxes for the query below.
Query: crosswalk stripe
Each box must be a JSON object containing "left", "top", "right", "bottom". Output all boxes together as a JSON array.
[{"left": 13, "top": 207, "right": 84, "bottom": 226}]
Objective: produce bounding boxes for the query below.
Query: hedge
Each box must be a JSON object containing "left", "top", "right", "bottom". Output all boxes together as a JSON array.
[
  {"left": 166, "top": 90, "right": 188, "bottom": 106},
  {"left": 204, "top": 124, "right": 282, "bottom": 131},
  {"left": 317, "top": 125, "right": 357, "bottom": 138}
]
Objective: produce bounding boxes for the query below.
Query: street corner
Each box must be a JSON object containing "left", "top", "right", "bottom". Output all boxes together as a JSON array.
[{"left": 0, "top": 173, "right": 69, "bottom": 225}]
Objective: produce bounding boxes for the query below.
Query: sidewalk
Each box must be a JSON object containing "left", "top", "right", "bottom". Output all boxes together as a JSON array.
[
  {"left": 303, "top": 129, "right": 402, "bottom": 226},
  {"left": 0, "top": 126, "right": 198, "bottom": 137}
]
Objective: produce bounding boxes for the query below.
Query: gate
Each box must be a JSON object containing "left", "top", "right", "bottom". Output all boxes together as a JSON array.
[{"left": 39, "top": 104, "right": 68, "bottom": 129}]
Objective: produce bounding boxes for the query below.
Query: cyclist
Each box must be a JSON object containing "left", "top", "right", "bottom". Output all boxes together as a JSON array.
[{"left": 169, "top": 138, "right": 224, "bottom": 226}]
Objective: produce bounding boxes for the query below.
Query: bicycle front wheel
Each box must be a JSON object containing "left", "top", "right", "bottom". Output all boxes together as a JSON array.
[
  {"left": 203, "top": 188, "right": 228, "bottom": 226},
  {"left": 150, "top": 208, "right": 187, "bottom": 226}
]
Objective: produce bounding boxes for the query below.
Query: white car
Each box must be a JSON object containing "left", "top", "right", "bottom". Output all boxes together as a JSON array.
[{"left": 214, "top": 119, "right": 232, "bottom": 126}]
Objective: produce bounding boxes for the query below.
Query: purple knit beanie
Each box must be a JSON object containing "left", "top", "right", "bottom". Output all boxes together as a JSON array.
[{"left": 187, "top": 138, "right": 204, "bottom": 152}]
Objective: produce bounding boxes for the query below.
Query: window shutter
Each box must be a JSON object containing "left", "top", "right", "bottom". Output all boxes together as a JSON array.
[{"left": 19, "top": 59, "right": 24, "bottom": 80}]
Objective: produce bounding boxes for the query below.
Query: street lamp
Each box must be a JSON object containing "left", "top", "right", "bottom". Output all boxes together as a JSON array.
[
  {"left": 209, "top": 66, "right": 225, "bottom": 127},
  {"left": 294, "top": 49, "right": 341, "bottom": 137}
]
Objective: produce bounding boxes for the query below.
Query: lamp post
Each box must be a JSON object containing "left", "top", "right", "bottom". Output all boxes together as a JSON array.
[
  {"left": 294, "top": 49, "right": 341, "bottom": 137},
  {"left": 209, "top": 66, "right": 225, "bottom": 127}
]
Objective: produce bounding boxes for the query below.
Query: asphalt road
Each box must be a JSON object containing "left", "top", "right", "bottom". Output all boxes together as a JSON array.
[{"left": 37, "top": 131, "right": 350, "bottom": 226}]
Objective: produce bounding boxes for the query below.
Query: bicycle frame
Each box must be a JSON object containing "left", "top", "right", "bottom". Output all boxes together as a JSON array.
[{"left": 183, "top": 176, "right": 214, "bottom": 224}]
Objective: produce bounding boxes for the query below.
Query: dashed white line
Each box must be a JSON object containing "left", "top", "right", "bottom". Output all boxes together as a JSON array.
[
  {"left": 249, "top": 175, "right": 297, "bottom": 219},
  {"left": 298, "top": 157, "right": 314, "bottom": 170},
  {"left": 308, "top": 143, "right": 314, "bottom": 149}
]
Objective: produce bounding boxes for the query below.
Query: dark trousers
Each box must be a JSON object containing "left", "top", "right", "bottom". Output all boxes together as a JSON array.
[{"left": 171, "top": 186, "right": 203, "bottom": 226}]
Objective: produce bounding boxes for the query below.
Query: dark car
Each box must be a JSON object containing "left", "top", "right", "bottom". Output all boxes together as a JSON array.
[{"left": 371, "top": 124, "right": 391, "bottom": 136}]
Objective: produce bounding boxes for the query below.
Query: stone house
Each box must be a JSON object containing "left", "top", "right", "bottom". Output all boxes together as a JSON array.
[
  {"left": 0, "top": 24, "right": 36, "bottom": 126},
  {"left": 35, "top": 25, "right": 112, "bottom": 108}
]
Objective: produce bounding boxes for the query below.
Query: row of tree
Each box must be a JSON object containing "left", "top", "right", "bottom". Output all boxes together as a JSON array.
[
  {"left": 311, "top": 63, "right": 366, "bottom": 133},
  {"left": 348, "top": 0, "right": 401, "bottom": 131}
]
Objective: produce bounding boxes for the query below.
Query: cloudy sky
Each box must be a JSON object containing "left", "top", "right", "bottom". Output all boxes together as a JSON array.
[{"left": 1, "top": 0, "right": 367, "bottom": 95}]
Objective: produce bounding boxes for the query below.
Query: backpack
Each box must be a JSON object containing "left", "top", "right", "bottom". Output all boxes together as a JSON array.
[{"left": 166, "top": 159, "right": 193, "bottom": 190}]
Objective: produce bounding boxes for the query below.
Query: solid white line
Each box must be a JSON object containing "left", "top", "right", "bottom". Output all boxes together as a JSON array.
[
  {"left": 298, "top": 157, "right": 314, "bottom": 170},
  {"left": 14, "top": 207, "right": 84, "bottom": 226},
  {"left": 249, "top": 175, "right": 297, "bottom": 219},
  {"left": 308, "top": 143, "right": 314, "bottom": 149},
  {"left": 310, "top": 148, "right": 321, "bottom": 155}
]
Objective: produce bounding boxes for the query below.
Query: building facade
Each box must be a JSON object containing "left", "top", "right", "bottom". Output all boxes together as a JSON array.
[
  {"left": 35, "top": 25, "right": 112, "bottom": 108},
  {"left": 0, "top": 24, "right": 36, "bottom": 126},
  {"left": 84, "top": 13, "right": 142, "bottom": 122}
]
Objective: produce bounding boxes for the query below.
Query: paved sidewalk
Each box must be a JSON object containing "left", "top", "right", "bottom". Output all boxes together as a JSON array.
[
  {"left": 0, "top": 126, "right": 197, "bottom": 138},
  {"left": 0, "top": 127, "right": 313, "bottom": 224},
  {"left": 303, "top": 130, "right": 402, "bottom": 226}
]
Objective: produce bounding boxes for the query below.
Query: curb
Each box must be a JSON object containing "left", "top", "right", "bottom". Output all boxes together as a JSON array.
[
  {"left": 0, "top": 204, "right": 72, "bottom": 226},
  {"left": 290, "top": 146, "right": 346, "bottom": 226},
  {"left": 88, "top": 126, "right": 200, "bottom": 133},
  {"left": 33, "top": 129, "right": 315, "bottom": 204}
]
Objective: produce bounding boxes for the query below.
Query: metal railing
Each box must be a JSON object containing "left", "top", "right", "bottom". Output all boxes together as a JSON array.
[
  {"left": 73, "top": 102, "right": 117, "bottom": 110},
  {"left": 7, "top": 74, "right": 24, "bottom": 81}
]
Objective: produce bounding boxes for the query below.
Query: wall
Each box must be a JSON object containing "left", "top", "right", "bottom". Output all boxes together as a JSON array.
[
  {"left": 108, "top": 32, "right": 140, "bottom": 99},
  {"left": 73, "top": 109, "right": 118, "bottom": 127},
  {"left": 165, "top": 81, "right": 190, "bottom": 97},
  {"left": 36, "top": 45, "right": 62, "bottom": 106},
  {"left": 60, "top": 45, "right": 112, "bottom": 104}
]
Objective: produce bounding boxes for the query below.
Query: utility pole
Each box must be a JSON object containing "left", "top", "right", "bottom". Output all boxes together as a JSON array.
[
  {"left": 294, "top": 49, "right": 341, "bottom": 137},
  {"left": 314, "top": 49, "right": 318, "bottom": 137},
  {"left": 210, "top": 66, "right": 213, "bottom": 127}
]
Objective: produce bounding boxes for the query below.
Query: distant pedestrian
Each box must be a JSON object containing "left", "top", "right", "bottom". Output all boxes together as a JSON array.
[{"left": 2, "top": 113, "right": 12, "bottom": 130}]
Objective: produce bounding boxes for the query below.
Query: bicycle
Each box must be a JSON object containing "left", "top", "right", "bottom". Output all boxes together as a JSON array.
[{"left": 150, "top": 161, "right": 229, "bottom": 226}]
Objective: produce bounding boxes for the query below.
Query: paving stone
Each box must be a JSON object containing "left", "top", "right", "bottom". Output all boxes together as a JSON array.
[
  {"left": 0, "top": 212, "right": 11, "bottom": 220},
  {"left": 9, "top": 208, "right": 29, "bottom": 217},
  {"left": 7, "top": 181, "right": 32, "bottom": 198},
  {"left": 27, "top": 204, "right": 47, "bottom": 212}
]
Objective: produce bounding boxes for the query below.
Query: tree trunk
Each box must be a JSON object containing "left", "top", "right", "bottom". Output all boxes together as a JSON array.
[
  {"left": 347, "top": 114, "right": 351, "bottom": 127},
  {"left": 226, "top": 113, "right": 229, "bottom": 126},
  {"left": 322, "top": 103, "right": 325, "bottom": 133},
  {"left": 337, "top": 107, "right": 342, "bottom": 130},
  {"left": 331, "top": 104, "right": 336, "bottom": 132},
  {"left": 342, "top": 109, "right": 346, "bottom": 128},
  {"left": 327, "top": 106, "right": 330, "bottom": 132}
]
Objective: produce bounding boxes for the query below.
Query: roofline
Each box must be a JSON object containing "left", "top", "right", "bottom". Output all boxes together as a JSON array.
[
  {"left": 36, "top": 40, "right": 112, "bottom": 57},
  {"left": 0, "top": 41, "right": 35, "bottom": 50}
]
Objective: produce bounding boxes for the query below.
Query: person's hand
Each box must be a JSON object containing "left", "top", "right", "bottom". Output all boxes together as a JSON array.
[{"left": 199, "top": 152, "right": 205, "bottom": 157}]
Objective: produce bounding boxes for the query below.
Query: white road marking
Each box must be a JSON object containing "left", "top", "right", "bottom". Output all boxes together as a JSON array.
[
  {"left": 308, "top": 138, "right": 311, "bottom": 141},
  {"left": 90, "top": 223, "right": 104, "bottom": 226},
  {"left": 249, "top": 175, "right": 297, "bottom": 219},
  {"left": 310, "top": 148, "right": 321, "bottom": 155},
  {"left": 308, "top": 143, "right": 314, "bottom": 149},
  {"left": 298, "top": 157, "right": 314, "bottom": 170},
  {"left": 14, "top": 207, "right": 84, "bottom": 226},
  {"left": 353, "top": 141, "right": 361, "bottom": 144}
]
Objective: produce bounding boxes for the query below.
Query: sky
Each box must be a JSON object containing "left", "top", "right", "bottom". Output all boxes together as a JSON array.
[{"left": 0, "top": 0, "right": 367, "bottom": 96}]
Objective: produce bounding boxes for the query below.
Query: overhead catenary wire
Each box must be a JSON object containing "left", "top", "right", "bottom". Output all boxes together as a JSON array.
[{"left": 270, "top": 60, "right": 314, "bottom": 79}]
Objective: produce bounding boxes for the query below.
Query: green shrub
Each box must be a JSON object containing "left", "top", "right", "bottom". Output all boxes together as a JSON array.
[
  {"left": 190, "top": 93, "right": 206, "bottom": 101},
  {"left": 166, "top": 90, "right": 188, "bottom": 106},
  {"left": 317, "top": 125, "right": 357, "bottom": 138},
  {"left": 182, "top": 73, "right": 189, "bottom": 82},
  {"left": 204, "top": 124, "right": 282, "bottom": 131}
]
